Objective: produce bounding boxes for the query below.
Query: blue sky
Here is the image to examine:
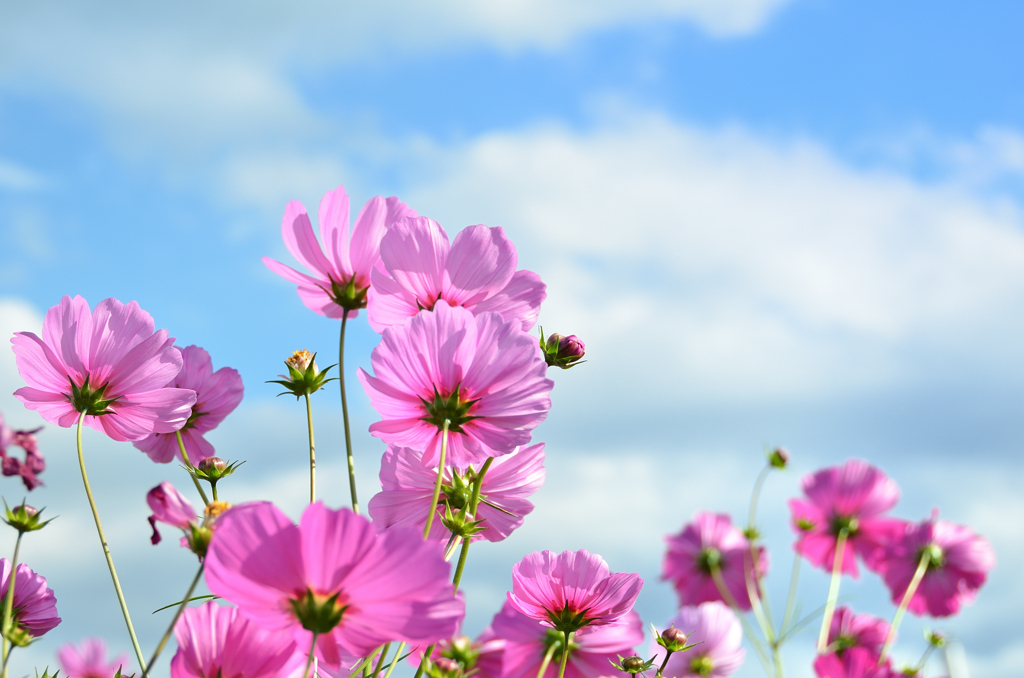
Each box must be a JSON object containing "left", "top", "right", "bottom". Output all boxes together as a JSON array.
[{"left": 1, "top": 2, "right": 1023, "bottom": 676}]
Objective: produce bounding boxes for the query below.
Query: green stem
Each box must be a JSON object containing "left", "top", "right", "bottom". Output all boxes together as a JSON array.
[
  {"left": 423, "top": 419, "right": 450, "bottom": 538},
  {"left": 1, "top": 532, "right": 24, "bottom": 678},
  {"left": 556, "top": 630, "right": 571, "bottom": 678},
  {"left": 536, "top": 639, "right": 558, "bottom": 678},
  {"left": 879, "top": 550, "right": 930, "bottom": 664},
  {"left": 382, "top": 642, "right": 406, "bottom": 678},
  {"left": 304, "top": 392, "right": 317, "bottom": 504},
  {"left": 349, "top": 646, "right": 384, "bottom": 678},
  {"left": 78, "top": 413, "right": 147, "bottom": 672},
  {"left": 303, "top": 632, "right": 319, "bottom": 678},
  {"left": 339, "top": 312, "right": 359, "bottom": 514},
  {"left": 710, "top": 565, "right": 772, "bottom": 675},
  {"left": 176, "top": 430, "right": 211, "bottom": 506},
  {"left": 914, "top": 644, "right": 936, "bottom": 674},
  {"left": 370, "top": 643, "right": 391, "bottom": 678},
  {"left": 817, "top": 529, "right": 848, "bottom": 653},
  {"left": 450, "top": 457, "right": 493, "bottom": 591},
  {"left": 142, "top": 564, "right": 205, "bottom": 678},
  {"left": 412, "top": 645, "right": 434, "bottom": 678},
  {"left": 780, "top": 555, "right": 801, "bottom": 635},
  {"left": 656, "top": 649, "right": 674, "bottom": 677}
]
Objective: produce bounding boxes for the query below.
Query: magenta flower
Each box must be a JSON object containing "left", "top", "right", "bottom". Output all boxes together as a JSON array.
[
  {"left": 813, "top": 647, "right": 896, "bottom": 678},
  {"left": 507, "top": 549, "right": 642, "bottom": 633},
  {"left": 662, "top": 512, "right": 768, "bottom": 611},
  {"left": 826, "top": 607, "right": 890, "bottom": 658},
  {"left": 368, "top": 442, "right": 545, "bottom": 542},
  {"left": 58, "top": 638, "right": 131, "bottom": 678},
  {"left": 358, "top": 303, "right": 553, "bottom": 468},
  {"left": 788, "top": 459, "right": 904, "bottom": 577},
  {"left": 146, "top": 481, "right": 198, "bottom": 545},
  {"left": 263, "top": 185, "right": 415, "bottom": 319},
  {"left": 11, "top": 296, "right": 195, "bottom": 442},
  {"left": 0, "top": 558, "right": 60, "bottom": 637},
  {"left": 204, "top": 501, "right": 464, "bottom": 669},
  {"left": 0, "top": 412, "right": 44, "bottom": 490},
  {"left": 171, "top": 601, "right": 302, "bottom": 678},
  {"left": 650, "top": 603, "right": 745, "bottom": 678},
  {"left": 484, "top": 601, "right": 642, "bottom": 678},
  {"left": 880, "top": 512, "right": 995, "bottom": 617},
  {"left": 133, "top": 345, "right": 243, "bottom": 464},
  {"left": 367, "top": 217, "right": 546, "bottom": 333}
]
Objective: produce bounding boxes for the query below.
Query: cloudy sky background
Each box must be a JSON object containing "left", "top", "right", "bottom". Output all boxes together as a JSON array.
[{"left": 1, "top": 2, "right": 1023, "bottom": 676}]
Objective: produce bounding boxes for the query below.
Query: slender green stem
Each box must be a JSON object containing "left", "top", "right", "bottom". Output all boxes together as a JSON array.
[
  {"left": 176, "top": 430, "right": 210, "bottom": 506},
  {"left": 710, "top": 565, "right": 772, "bottom": 675},
  {"left": 412, "top": 645, "right": 435, "bottom": 678},
  {"left": 536, "top": 638, "right": 558, "bottom": 678},
  {"left": 556, "top": 630, "right": 571, "bottom": 678},
  {"left": 914, "top": 644, "right": 936, "bottom": 674},
  {"left": 746, "top": 463, "right": 776, "bottom": 640},
  {"left": 303, "top": 632, "right": 320, "bottom": 678},
  {"left": 1, "top": 532, "right": 24, "bottom": 678},
  {"left": 370, "top": 643, "right": 391, "bottom": 678},
  {"left": 748, "top": 463, "right": 771, "bottom": 531},
  {"left": 77, "top": 413, "right": 147, "bottom": 672},
  {"left": 817, "top": 530, "right": 848, "bottom": 653},
  {"left": 451, "top": 457, "right": 494, "bottom": 591},
  {"left": 339, "top": 312, "right": 359, "bottom": 513},
  {"left": 879, "top": 550, "right": 930, "bottom": 664},
  {"left": 304, "top": 392, "right": 317, "bottom": 504},
  {"left": 350, "top": 646, "right": 384, "bottom": 678},
  {"left": 142, "top": 564, "right": 205, "bottom": 678},
  {"left": 423, "top": 420, "right": 450, "bottom": 538},
  {"left": 781, "top": 556, "right": 802, "bottom": 635},
  {"left": 656, "top": 649, "right": 674, "bottom": 676},
  {"left": 382, "top": 642, "right": 406, "bottom": 678}
]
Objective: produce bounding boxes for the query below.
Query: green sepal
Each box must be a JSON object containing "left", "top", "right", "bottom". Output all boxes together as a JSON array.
[{"left": 3, "top": 500, "right": 55, "bottom": 534}]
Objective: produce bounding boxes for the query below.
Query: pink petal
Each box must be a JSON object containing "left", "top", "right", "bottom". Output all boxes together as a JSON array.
[
  {"left": 443, "top": 225, "right": 517, "bottom": 307},
  {"left": 473, "top": 269, "right": 547, "bottom": 331},
  {"left": 379, "top": 217, "right": 449, "bottom": 306},
  {"left": 281, "top": 200, "right": 336, "bottom": 279},
  {"left": 318, "top": 186, "right": 354, "bottom": 276}
]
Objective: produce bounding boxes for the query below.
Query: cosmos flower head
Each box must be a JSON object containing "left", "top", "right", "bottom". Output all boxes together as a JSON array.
[
  {"left": 58, "top": 638, "right": 131, "bottom": 678},
  {"left": 826, "top": 607, "right": 890, "bottom": 659},
  {"left": 0, "top": 558, "right": 61, "bottom": 639}
]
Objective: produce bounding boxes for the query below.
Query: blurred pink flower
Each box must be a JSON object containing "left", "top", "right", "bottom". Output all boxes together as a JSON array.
[
  {"left": 367, "top": 217, "right": 545, "bottom": 333},
  {"left": 367, "top": 442, "right": 545, "bottom": 542},
  {"left": 204, "top": 501, "right": 463, "bottom": 669},
  {"left": 358, "top": 303, "right": 553, "bottom": 467},
  {"left": 507, "top": 549, "right": 642, "bottom": 633},
  {"left": 0, "top": 558, "right": 60, "bottom": 637},
  {"left": 826, "top": 607, "right": 890, "bottom": 658},
  {"left": 171, "top": 601, "right": 302, "bottom": 678},
  {"left": 483, "top": 601, "right": 642, "bottom": 678},
  {"left": 11, "top": 295, "right": 195, "bottom": 442},
  {"left": 0, "top": 412, "right": 44, "bottom": 490},
  {"left": 146, "top": 481, "right": 198, "bottom": 545},
  {"left": 263, "top": 185, "right": 415, "bottom": 319},
  {"left": 58, "top": 638, "right": 131, "bottom": 678},
  {"left": 662, "top": 512, "right": 767, "bottom": 611},
  {"left": 880, "top": 512, "right": 995, "bottom": 617},
  {"left": 650, "top": 602, "right": 745, "bottom": 678},
  {"left": 788, "top": 459, "right": 904, "bottom": 577},
  {"left": 133, "top": 345, "right": 243, "bottom": 464},
  {"left": 813, "top": 647, "right": 896, "bottom": 678}
]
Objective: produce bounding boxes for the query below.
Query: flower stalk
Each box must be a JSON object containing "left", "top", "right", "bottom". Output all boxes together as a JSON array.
[
  {"left": 0, "top": 532, "right": 23, "bottom": 678},
  {"left": 817, "top": 529, "right": 848, "bottom": 653},
  {"left": 142, "top": 563, "right": 205, "bottom": 678},
  {"left": 339, "top": 312, "right": 360, "bottom": 513},
  {"left": 176, "top": 430, "right": 211, "bottom": 506},
  {"left": 879, "top": 549, "right": 931, "bottom": 664},
  {"left": 423, "top": 419, "right": 451, "bottom": 538},
  {"left": 304, "top": 392, "right": 316, "bottom": 504}
]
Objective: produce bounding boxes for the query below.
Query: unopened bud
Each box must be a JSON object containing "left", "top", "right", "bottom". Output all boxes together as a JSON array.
[
  {"left": 285, "top": 349, "right": 316, "bottom": 373},
  {"left": 621, "top": 656, "right": 645, "bottom": 672},
  {"left": 3, "top": 501, "right": 53, "bottom": 533},
  {"left": 428, "top": 657, "right": 462, "bottom": 678},
  {"left": 198, "top": 457, "right": 227, "bottom": 473},
  {"left": 540, "top": 329, "right": 586, "bottom": 369},
  {"left": 926, "top": 630, "right": 946, "bottom": 648},
  {"left": 661, "top": 628, "right": 687, "bottom": 645},
  {"left": 768, "top": 447, "right": 789, "bottom": 469},
  {"left": 268, "top": 350, "right": 337, "bottom": 399}
]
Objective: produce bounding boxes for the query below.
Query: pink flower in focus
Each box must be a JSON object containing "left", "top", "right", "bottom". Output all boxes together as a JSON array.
[
  {"left": 0, "top": 558, "right": 60, "bottom": 637},
  {"left": 358, "top": 303, "right": 553, "bottom": 467},
  {"left": 484, "top": 602, "right": 642, "bottom": 678},
  {"left": 263, "top": 185, "right": 415, "bottom": 319},
  {"left": 367, "top": 217, "right": 545, "bottom": 333},
  {"left": 662, "top": 512, "right": 768, "bottom": 611},
  {"left": 826, "top": 607, "right": 890, "bottom": 658},
  {"left": 880, "top": 512, "right": 995, "bottom": 617},
  {"left": 58, "top": 638, "right": 131, "bottom": 678},
  {"left": 368, "top": 442, "right": 545, "bottom": 543},
  {"left": 11, "top": 296, "right": 195, "bottom": 442},
  {"left": 650, "top": 602, "right": 745, "bottom": 678},
  {"left": 146, "top": 482, "right": 198, "bottom": 545},
  {"left": 788, "top": 459, "right": 904, "bottom": 577},
  {"left": 171, "top": 601, "right": 302, "bottom": 678},
  {"left": 133, "top": 345, "right": 243, "bottom": 464},
  {"left": 0, "top": 412, "right": 45, "bottom": 490},
  {"left": 204, "top": 501, "right": 463, "bottom": 669},
  {"left": 507, "top": 549, "right": 643, "bottom": 633},
  {"left": 813, "top": 647, "right": 896, "bottom": 678}
]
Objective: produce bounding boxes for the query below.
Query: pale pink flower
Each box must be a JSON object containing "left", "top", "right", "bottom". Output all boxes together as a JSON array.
[
  {"left": 367, "top": 217, "right": 545, "bottom": 333},
  {"left": 0, "top": 558, "right": 60, "bottom": 637},
  {"left": 146, "top": 481, "right": 198, "bottom": 545},
  {"left": 650, "top": 603, "right": 745, "bottom": 678},
  {"left": 133, "top": 345, "right": 243, "bottom": 464},
  {"left": 204, "top": 501, "right": 463, "bottom": 669},
  {"left": 788, "top": 459, "right": 904, "bottom": 577},
  {"left": 0, "top": 412, "right": 44, "bottom": 490},
  {"left": 880, "top": 512, "right": 995, "bottom": 617},
  {"left": 507, "top": 550, "right": 642, "bottom": 633},
  {"left": 58, "top": 638, "right": 131, "bottom": 678},
  {"left": 11, "top": 296, "right": 195, "bottom": 442},
  {"left": 662, "top": 512, "right": 768, "bottom": 611},
  {"left": 171, "top": 601, "right": 302, "bottom": 678},
  {"left": 813, "top": 647, "right": 896, "bottom": 678},
  {"left": 358, "top": 303, "right": 553, "bottom": 467},
  {"left": 826, "top": 607, "right": 890, "bottom": 658},
  {"left": 263, "top": 185, "right": 415, "bottom": 319},
  {"left": 368, "top": 442, "right": 545, "bottom": 542},
  {"left": 484, "top": 601, "right": 642, "bottom": 678}
]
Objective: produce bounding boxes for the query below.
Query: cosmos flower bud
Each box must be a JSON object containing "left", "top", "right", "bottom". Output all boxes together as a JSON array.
[
  {"left": 3, "top": 501, "right": 53, "bottom": 534},
  {"left": 622, "top": 656, "right": 645, "bottom": 672},
  {"left": 198, "top": 457, "right": 227, "bottom": 474},
  {"left": 146, "top": 482, "right": 197, "bottom": 546},
  {"left": 768, "top": 447, "right": 789, "bottom": 469},
  {"left": 268, "top": 350, "right": 337, "bottom": 399},
  {"left": 540, "top": 330, "right": 586, "bottom": 369},
  {"left": 429, "top": 657, "right": 462, "bottom": 678},
  {"left": 659, "top": 627, "right": 688, "bottom": 650}
]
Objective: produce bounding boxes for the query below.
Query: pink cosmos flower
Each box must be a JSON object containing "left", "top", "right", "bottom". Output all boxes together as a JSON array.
[
  {"left": 813, "top": 647, "right": 895, "bottom": 678},
  {"left": 880, "top": 512, "right": 995, "bottom": 617},
  {"left": 263, "top": 185, "right": 415, "bottom": 319},
  {"left": 367, "top": 442, "right": 545, "bottom": 542},
  {"left": 11, "top": 296, "right": 195, "bottom": 442},
  {"left": 483, "top": 602, "right": 642, "bottom": 678},
  {"left": 0, "top": 413, "right": 45, "bottom": 490},
  {"left": 58, "top": 638, "right": 131, "bottom": 678},
  {"left": 788, "top": 459, "right": 904, "bottom": 577},
  {"left": 367, "top": 217, "right": 546, "bottom": 333},
  {"left": 662, "top": 512, "right": 768, "bottom": 611},
  {"left": 507, "top": 550, "right": 643, "bottom": 633},
  {"left": 0, "top": 558, "right": 61, "bottom": 637},
  {"left": 146, "top": 481, "right": 198, "bottom": 545},
  {"left": 171, "top": 601, "right": 302, "bottom": 678},
  {"left": 204, "top": 501, "right": 463, "bottom": 669},
  {"left": 133, "top": 345, "right": 243, "bottom": 464},
  {"left": 358, "top": 303, "right": 553, "bottom": 468},
  {"left": 650, "top": 603, "right": 745, "bottom": 678},
  {"left": 826, "top": 607, "right": 890, "bottom": 658}
]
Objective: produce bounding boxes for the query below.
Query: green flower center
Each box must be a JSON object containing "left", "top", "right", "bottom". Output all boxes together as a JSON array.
[
  {"left": 919, "top": 543, "right": 945, "bottom": 568},
  {"left": 420, "top": 385, "right": 480, "bottom": 433},
  {"left": 289, "top": 588, "right": 348, "bottom": 634},
  {"left": 690, "top": 655, "right": 714, "bottom": 677},
  {"left": 67, "top": 375, "right": 120, "bottom": 416},
  {"left": 697, "top": 546, "right": 722, "bottom": 574},
  {"left": 831, "top": 515, "right": 859, "bottom": 537}
]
